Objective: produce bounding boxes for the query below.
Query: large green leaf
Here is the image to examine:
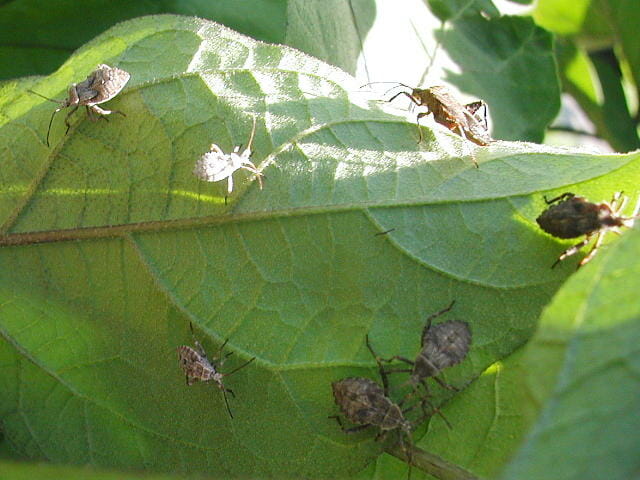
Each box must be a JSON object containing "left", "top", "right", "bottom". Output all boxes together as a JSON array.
[
  {"left": 1, "top": 14, "right": 639, "bottom": 479},
  {"left": 0, "top": 0, "right": 375, "bottom": 80}
]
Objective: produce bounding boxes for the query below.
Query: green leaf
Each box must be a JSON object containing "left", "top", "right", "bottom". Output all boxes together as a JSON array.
[
  {"left": 1, "top": 13, "right": 639, "bottom": 479},
  {"left": 0, "top": 0, "right": 375, "bottom": 80},
  {"left": 370, "top": 197, "right": 640, "bottom": 480},
  {"left": 534, "top": 0, "right": 640, "bottom": 151},
  {"left": 500, "top": 212, "right": 640, "bottom": 480},
  {"left": 555, "top": 40, "right": 639, "bottom": 152}
]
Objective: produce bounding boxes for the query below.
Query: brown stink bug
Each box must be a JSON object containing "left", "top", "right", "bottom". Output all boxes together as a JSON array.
[
  {"left": 363, "top": 82, "right": 492, "bottom": 167},
  {"left": 367, "top": 301, "right": 471, "bottom": 421},
  {"left": 177, "top": 323, "right": 255, "bottom": 419},
  {"left": 536, "top": 192, "right": 640, "bottom": 268},
  {"left": 28, "top": 64, "right": 130, "bottom": 147}
]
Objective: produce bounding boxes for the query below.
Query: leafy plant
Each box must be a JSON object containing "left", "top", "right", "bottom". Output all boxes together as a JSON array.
[{"left": 0, "top": 2, "right": 638, "bottom": 480}]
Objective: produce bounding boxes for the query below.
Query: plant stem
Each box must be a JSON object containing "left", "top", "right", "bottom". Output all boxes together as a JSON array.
[{"left": 385, "top": 443, "right": 480, "bottom": 480}]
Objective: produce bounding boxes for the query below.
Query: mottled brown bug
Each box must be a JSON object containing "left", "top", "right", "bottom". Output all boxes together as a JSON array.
[
  {"left": 363, "top": 82, "right": 492, "bottom": 167},
  {"left": 331, "top": 377, "right": 424, "bottom": 478},
  {"left": 536, "top": 192, "right": 640, "bottom": 268},
  {"left": 368, "top": 302, "right": 471, "bottom": 404},
  {"left": 177, "top": 323, "right": 255, "bottom": 419},
  {"left": 331, "top": 377, "right": 413, "bottom": 436},
  {"left": 28, "top": 64, "right": 130, "bottom": 147}
]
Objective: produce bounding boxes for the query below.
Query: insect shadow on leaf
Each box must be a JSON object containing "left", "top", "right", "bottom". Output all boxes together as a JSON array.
[
  {"left": 361, "top": 82, "right": 493, "bottom": 168},
  {"left": 28, "top": 64, "right": 130, "bottom": 147},
  {"left": 366, "top": 301, "right": 472, "bottom": 428},
  {"left": 193, "top": 115, "right": 264, "bottom": 204},
  {"left": 177, "top": 323, "right": 255, "bottom": 419},
  {"left": 536, "top": 192, "right": 640, "bottom": 268}
]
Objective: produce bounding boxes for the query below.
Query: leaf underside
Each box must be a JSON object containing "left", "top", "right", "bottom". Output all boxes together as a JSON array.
[{"left": 0, "top": 14, "right": 639, "bottom": 479}]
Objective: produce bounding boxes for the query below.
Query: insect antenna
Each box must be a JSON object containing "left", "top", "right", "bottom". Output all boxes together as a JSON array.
[
  {"left": 28, "top": 89, "right": 64, "bottom": 147},
  {"left": 27, "top": 89, "right": 62, "bottom": 104},
  {"left": 360, "top": 81, "right": 413, "bottom": 90},
  {"left": 219, "top": 357, "right": 255, "bottom": 419},
  {"left": 360, "top": 81, "right": 414, "bottom": 98},
  {"left": 224, "top": 356, "right": 256, "bottom": 377},
  {"left": 246, "top": 115, "right": 257, "bottom": 152}
]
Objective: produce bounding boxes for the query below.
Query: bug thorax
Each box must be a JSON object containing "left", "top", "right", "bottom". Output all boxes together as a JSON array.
[
  {"left": 212, "top": 371, "right": 226, "bottom": 390},
  {"left": 410, "top": 356, "right": 439, "bottom": 384},
  {"left": 596, "top": 202, "right": 625, "bottom": 228},
  {"left": 415, "top": 320, "right": 472, "bottom": 379}
]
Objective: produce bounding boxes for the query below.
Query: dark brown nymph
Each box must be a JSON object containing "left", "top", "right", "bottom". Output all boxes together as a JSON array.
[{"left": 536, "top": 192, "right": 639, "bottom": 268}]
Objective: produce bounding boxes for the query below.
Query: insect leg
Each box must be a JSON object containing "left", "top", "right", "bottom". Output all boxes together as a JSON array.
[
  {"left": 240, "top": 163, "right": 264, "bottom": 190},
  {"left": 543, "top": 192, "right": 575, "bottom": 205},
  {"left": 329, "top": 415, "right": 372, "bottom": 434},
  {"left": 388, "top": 90, "right": 418, "bottom": 105},
  {"left": 578, "top": 230, "right": 608, "bottom": 267},
  {"left": 188, "top": 323, "right": 208, "bottom": 359},
  {"left": 415, "top": 111, "right": 430, "bottom": 143},
  {"left": 227, "top": 174, "right": 234, "bottom": 194},
  {"left": 432, "top": 375, "right": 458, "bottom": 391},
  {"left": 551, "top": 235, "right": 592, "bottom": 269},
  {"left": 452, "top": 123, "right": 478, "bottom": 168},
  {"left": 413, "top": 381, "right": 452, "bottom": 429},
  {"left": 465, "top": 100, "right": 488, "bottom": 129},
  {"left": 365, "top": 335, "right": 396, "bottom": 394},
  {"left": 420, "top": 301, "right": 455, "bottom": 346},
  {"left": 45, "top": 107, "right": 63, "bottom": 147},
  {"left": 62, "top": 104, "right": 80, "bottom": 136},
  {"left": 91, "top": 104, "right": 126, "bottom": 117},
  {"left": 383, "top": 368, "right": 413, "bottom": 374},
  {"left": 221, "top": 386, "right": 234, "bottom": 419},
  {"left": 224, "top": 356, "right": 255, "bottom": 377}
]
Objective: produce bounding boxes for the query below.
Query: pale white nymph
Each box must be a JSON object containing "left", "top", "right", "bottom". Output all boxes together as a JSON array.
[{"left": 193, "top": 116, "right": 263, "bottom": 194}]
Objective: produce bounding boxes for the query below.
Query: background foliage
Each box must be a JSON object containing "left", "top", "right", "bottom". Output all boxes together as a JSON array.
[{"left": 0, "top": 1, "right": 638, "bottom": 479}]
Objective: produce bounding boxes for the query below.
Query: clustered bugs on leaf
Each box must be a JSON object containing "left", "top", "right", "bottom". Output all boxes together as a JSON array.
[
  {"left": 193, "top": 116, "right": 264, "bottom": 199},
  {"left": 365, "top": 301, "right": 471, "bottom": 428},
  {"left": 536, "top": 192, "right": 640, "bottom": 268},
  {"left": 28, "top": 64, "right": 130, "bottom": 147},
  {"left": 177, "top": 323, "right": 255, "bottom": 419},
  {"left": 331, "top": 301, "right": 471, "bottom": 477},
  {"left": 363, "top": 82, "right": 492, "bottom": 167}
]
